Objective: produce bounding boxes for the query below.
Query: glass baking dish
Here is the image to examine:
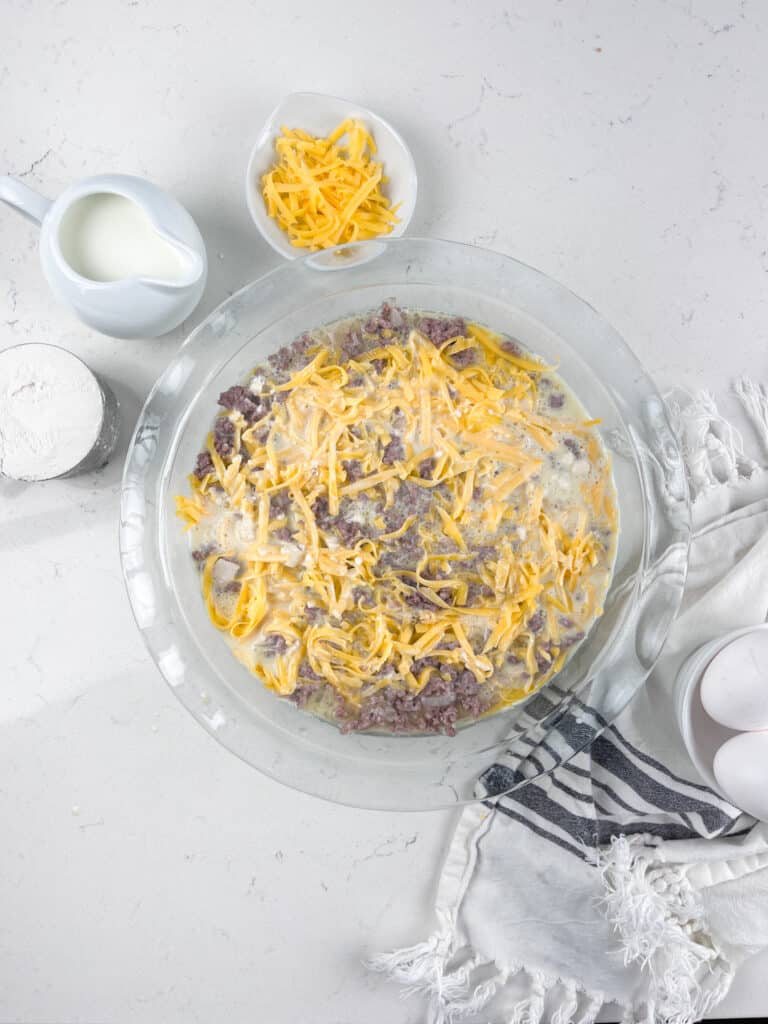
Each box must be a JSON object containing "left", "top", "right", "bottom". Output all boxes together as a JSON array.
[{"left": 120, "top": 238, "right": 690, "bottom": 810}]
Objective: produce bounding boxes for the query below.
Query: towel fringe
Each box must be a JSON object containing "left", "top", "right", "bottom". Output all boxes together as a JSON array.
[
  {"left": 735, "top": 377, "right": 768, "bottom": 457},
  {"left": 597, "top": 835, "right": 734, "bottom": 1024},
  {"left": 369, "top": 937, "right": 500, "bottom": 1022},
  {"left": 550, "top": 984, "right": 579, "bottom": 1024},
  {"left": 573, "top": 992, "right": 604, "bottom": 1024},
  {"left": 619, "top": 1005, "right": 635, "bottom": 1024},
  {"left": 367, "top": 929, "right": 449, "bottom": 998},
  {"left": 370, "top": 941, "right": 613, "bottom": 1024},
  {"left": 505, "top": 970, "right": 548, "bottom": 1024},
  {"left": 664, "top": 387, "right": 757, "bottom": 498}
]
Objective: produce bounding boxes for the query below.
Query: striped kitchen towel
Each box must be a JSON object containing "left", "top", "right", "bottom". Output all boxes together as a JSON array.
[{"left": 371, "top": 385, "right": 768, "bottom": 1024}]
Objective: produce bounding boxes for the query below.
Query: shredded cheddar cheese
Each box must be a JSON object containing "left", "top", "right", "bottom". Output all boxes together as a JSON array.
[
  {"left": 177, "top": 308, "right": 618, "bottom": 733},
  {"left": 261, "top": 119, "right": 401, "bottom": 250}
]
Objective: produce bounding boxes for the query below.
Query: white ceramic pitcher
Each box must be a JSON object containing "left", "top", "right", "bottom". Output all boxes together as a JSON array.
[{"left": 0, "top": 173, "right": 207, "bottom": 338}]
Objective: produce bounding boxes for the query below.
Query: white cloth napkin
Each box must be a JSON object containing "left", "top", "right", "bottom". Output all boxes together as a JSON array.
[{"left": 372, "top": 387, "right": 768, "bottom": 1024}]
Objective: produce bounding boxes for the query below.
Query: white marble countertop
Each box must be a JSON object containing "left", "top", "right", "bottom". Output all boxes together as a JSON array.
[{"left": 2, "top": 1, "right": 767, "bottom": 1020}]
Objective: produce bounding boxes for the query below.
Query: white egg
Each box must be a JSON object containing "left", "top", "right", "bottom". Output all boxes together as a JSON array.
[
  {"left": 699, "top": 629, "right": 768, "bottom": 731},
  {"left": 713, "top": 732, "right": 768, "bottom": 821}
]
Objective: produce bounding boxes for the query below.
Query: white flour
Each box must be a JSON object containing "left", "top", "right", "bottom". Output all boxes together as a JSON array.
[{"left": 0, "top": 344, "right": 104, "bottom": 481}]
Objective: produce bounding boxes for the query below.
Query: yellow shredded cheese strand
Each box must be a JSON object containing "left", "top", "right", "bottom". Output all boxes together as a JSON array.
[
  {"left": 379, "top": 514, "right": 418, "bottom": 542},
  {"left": 261, "top": 119, "right": 401, "bottom": 251}
]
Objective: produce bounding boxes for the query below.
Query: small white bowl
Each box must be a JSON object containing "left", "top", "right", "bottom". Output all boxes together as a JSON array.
[
  {"left": 245, "top": 92, "right": 418, "bottom": 261},
  {"left": 674, "top": 624, "right": 768, "bottom": 794}
]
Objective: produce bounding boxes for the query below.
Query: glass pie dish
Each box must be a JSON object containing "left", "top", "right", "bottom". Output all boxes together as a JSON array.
[{"left": 119, "top": 238, "right": 690, "bottom": 810}]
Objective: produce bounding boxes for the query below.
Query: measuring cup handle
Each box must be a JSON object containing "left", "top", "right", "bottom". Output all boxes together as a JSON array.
[{"left": 0, "top": 175, "right": 53, "bottom": 225}]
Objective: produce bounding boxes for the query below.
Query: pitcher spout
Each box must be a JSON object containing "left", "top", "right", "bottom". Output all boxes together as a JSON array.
[{"left": 142, "top": 242, "right": 207, "bottom": 292}]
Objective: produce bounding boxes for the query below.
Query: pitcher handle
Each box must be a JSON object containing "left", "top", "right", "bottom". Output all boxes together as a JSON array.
[{"left": 0, "top": 175, "right": 53, "bottom": 225}]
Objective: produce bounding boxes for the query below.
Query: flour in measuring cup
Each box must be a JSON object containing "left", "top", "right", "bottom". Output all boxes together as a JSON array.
[{"left": 0, "top": 344, "right": 105, "bottom": 481}]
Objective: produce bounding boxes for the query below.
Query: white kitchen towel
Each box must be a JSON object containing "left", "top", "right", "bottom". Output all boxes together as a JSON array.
[{"left": 372, "top": 387, "right": 768, "bottom": 1024}]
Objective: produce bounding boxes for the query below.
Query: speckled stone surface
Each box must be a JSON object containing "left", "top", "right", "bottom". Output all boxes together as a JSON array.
[{"left": 2, "top": 1, "right": 767, "bottom": 1020}]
